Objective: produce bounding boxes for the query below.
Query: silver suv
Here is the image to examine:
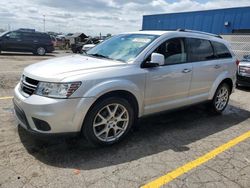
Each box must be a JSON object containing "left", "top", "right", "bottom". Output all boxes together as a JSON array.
[{"left": 13, "top": 30, "right": 237, "bottom": 145}]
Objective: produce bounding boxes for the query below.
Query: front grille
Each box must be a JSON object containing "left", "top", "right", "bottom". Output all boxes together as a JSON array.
[
  {"left": 20, "top": 75, "right": 39, "bottom": 96},
  {"left": 237, "top": 74, "right": 250, "bottom": 82}
]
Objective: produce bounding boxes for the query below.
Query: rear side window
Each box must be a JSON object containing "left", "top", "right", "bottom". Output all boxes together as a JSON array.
[
  {"left": 186, "top": 38, "right": 214, "bottom": 62},
  {"left": 41, "top": 34, "right": 51, "bottom": 40},
  {"left": 211, "top": 41, "right": 232, "bottom": 59}
]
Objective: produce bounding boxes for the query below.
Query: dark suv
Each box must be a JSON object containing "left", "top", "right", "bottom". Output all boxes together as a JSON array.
[{"left": 0, "top": 29, "right": 54, "bottom": 55}]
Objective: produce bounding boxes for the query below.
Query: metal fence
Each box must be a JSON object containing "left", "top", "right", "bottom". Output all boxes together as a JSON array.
[{"left": 221, "top": 35, "right": 250, "bottom": 60}]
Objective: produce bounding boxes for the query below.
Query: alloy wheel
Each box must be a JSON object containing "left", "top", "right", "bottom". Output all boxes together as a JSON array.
[
  {"left": 93, "top": 103, "right": 129, "bottom": 142},
  {"left": 215, "top": 86, "right": 229, "bottom": 111},
  {"left": 37, "top": 47, "right": 45, "bottom": 55}
]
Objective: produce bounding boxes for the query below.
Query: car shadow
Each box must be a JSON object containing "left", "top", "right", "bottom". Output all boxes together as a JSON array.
[
  {"left": 0, "top": 52, "right": 55, "bottom": 57},
  {"left": 19, "top": 103, "right": 250, "bottom": 170},
  {"left": 236, "top": 85, "right": 250, "bottom": 92}
]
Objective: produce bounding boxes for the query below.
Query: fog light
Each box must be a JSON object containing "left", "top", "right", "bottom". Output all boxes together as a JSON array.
[{"left": 32, "top": 118, "right": 51, "bottom": 131}]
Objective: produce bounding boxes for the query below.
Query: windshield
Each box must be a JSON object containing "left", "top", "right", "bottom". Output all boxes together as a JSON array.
[
  {"left": 242, "top": 55, "right": 250, "bottom": 62},
  {"left": 86, "top": 34, "right": 159, "bottom": 62},
  {"left": 0, "top": 31, "right": 9, "bottom": 37}
]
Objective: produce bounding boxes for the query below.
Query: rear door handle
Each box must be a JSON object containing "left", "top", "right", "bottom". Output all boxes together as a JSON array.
[
  {"left": 182, "top": 69, "right": 192, "bottom": 73},
  {"left": 214, "top": 64, "right": 221, "bottom": 69}
]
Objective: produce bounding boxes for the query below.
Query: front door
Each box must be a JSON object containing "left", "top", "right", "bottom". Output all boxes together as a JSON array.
[
  {"left": 4, "top": 31, "right": 23, "bottom": 51},
  {"left": 144, "top": 38, "right": 192, "bottom": 115}
]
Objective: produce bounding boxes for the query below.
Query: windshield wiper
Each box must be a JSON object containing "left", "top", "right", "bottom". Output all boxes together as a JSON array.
[{"left": 88, "top": 53, "right": 111, "bottom": 59}]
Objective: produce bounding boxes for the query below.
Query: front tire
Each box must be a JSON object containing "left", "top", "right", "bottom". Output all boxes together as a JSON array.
[
  {"left": 82, "top": 97, "right": 135, "bottom": 146},
  {"left": 210, "top": 83, "right": 230, "bottom": 114}
]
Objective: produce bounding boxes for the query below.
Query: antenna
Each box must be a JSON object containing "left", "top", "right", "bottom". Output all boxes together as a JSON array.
[{"left": 43, "top": 15, "right": 46, "bottom": 32}]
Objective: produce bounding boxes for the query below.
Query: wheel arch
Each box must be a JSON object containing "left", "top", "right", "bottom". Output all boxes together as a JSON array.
[
  {"left": 221, "top": 78, "right": 233, "bottom": 94},
  {"left": 209, "top": 76, "right": 234, "bottom": 100},
  {"left": 80, "top": 89, "right": 140, "bottom": 133},
  {"left": 83, "top": 79, "right": 144, "bottom": 115},
  {"left": 89, "top": 90, "right": 139, "bottom": 118}
]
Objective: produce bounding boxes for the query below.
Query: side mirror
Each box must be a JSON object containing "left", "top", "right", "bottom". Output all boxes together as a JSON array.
[
  {"left": 150, "top": 53, "right": 165, "bottom": 66},
  {"left": 5, "top": 34, "right": 10, "bottom": 39}
]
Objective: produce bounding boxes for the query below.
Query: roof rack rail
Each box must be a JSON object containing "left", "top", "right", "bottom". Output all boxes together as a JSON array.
[
  {"left": 17, "top": 28, "right": 36, "bottom": 32},
  {"left": 176, "top": 29, "right": 222, "bottom": 38}
]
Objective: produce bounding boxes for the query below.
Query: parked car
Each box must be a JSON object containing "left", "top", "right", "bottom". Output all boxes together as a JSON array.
[
  {"left": 82, "top": 44, "right": 96, "bottom": 52},
  {"left": 82, "top": 40, "right": 103, "bottom": 52},
  {"left": 70, "top": 33, "right": 88, "bottom": 53},
  {"left": 50, "top": 35, "right": 57, "bottom": 47},
  {"left": 13, "top": 30, "right": 237, "bottom": 146},
  {"left": 0, "top": 29, "right": 54, "bottom": 55},
  {"left": 237, "top": 55, "right": 250, "bottom": 87}
]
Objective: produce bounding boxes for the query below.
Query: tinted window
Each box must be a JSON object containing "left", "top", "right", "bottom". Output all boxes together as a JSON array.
[
  {"left": 8, "top": 31, "right": 21, "bottom": 39},
  {"left": 187, "top": 38, "right": 214, "bottom": 62},
  {"left": 155, "top": 38, "right": 187, "bottom": 65},
  {"left": 20, "top": 32, "right": 51, "bottom": 41},
  {"left": 211, "top": 41, "right": 232, "bottom": 58},
  {"left": 20, "top": 32, "right": 34, "bottom": 40},
  {"left": 41, "top": 33, "right": 51, "bottom": 40}
]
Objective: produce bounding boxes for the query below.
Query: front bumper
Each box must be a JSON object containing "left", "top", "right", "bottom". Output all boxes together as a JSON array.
[
  {"left": 13, "top": 84, "right": 95, "bottom": 134},
  {"left": 237, "top": 74, "right": 250, "bottom": 87}
]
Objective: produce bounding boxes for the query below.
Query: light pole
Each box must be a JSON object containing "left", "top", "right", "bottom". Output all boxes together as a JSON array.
[{"left": 43, "top": 15, "right": 45, "bottom": 32}]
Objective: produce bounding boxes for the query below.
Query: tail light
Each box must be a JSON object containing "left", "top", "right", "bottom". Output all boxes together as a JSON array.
[{"left": 236, "top": 60, "right": 240, "bottom": 66}]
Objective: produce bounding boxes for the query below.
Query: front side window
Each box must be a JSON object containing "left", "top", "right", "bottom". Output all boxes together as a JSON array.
[
  {"left": 0, "top": 31, "right": 9, "bottom": 37},
  {"left": 8, "top": 32, "right": 21, "bottom": 39},
  {"left": 211, "top": 41, "right": 232, "bottom": 59},
  {"left": 155, "top": 38, "right": 187, "bottom": 65},
  {"left": 86, "top": 34, "right": 159, "bottom": 63},
  {"left": 187, "top": 38, "right": 214, "bottom": 62}
]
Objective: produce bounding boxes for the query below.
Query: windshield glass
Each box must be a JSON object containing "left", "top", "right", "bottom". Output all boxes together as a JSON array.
[
  {"left": 242, "top": 55, "right": 250, "bottom": 62},
  {"left": 86, "top": 34, "right": 159, "bottom": 62},
  {"left": 0, "top": 31, "right": 8, "bottom": 37}
]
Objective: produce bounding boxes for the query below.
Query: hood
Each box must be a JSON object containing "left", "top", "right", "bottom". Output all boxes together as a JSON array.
[{"left": 24, "top": 54, "right": 126, "bottom": 81}]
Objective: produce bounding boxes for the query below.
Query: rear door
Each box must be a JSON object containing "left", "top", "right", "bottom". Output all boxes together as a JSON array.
[
  {"left": 144, "top": 38, "right": 193, "bottom": 114},
  {"left": 19, "top": 32, "right": 36, "bottom": 51},
  {"left": 187, "top": 38, "right": 222, "bottom": 100}
]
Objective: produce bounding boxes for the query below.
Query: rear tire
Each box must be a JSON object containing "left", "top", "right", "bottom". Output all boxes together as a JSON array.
[
  {"left": 82, "top": 97, "right": 135, "bottom": 146},
  {"left": 210, "top": 83, "right": 230, "bottom": 114},
  {"left": 36, "top": 47, "right": 46, "bottom": 56}
]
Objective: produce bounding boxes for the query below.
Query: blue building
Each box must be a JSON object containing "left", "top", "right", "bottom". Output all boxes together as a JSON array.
[{"left": 142, "top": 7, "right": 250, "bottom": 34}]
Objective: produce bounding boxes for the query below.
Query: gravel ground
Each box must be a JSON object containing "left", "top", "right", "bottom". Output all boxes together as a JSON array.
[{"left": 0, "top": 51, "right": 250, "bottom": 188}]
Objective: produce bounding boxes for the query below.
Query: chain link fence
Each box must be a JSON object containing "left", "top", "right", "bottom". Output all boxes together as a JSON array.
[{"left": 221, "top": 35, "right": 250, "bottom": 60}]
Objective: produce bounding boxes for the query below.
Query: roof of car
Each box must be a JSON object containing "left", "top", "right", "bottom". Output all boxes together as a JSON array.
[
  {"left": 123, "top": 30, "right": 171, "bottom": 35},
  {"left": 122, "top": 30, "right": 223, "bottom": 40}
]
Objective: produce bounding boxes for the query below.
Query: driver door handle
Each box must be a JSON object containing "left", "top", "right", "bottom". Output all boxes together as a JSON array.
[{"left": 182, "top": 68, "right": 192, "bottom": 73}]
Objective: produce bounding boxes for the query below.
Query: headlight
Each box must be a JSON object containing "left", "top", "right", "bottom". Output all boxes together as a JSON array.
[
  {"left": 35, "top": 82, "right": 81, "bottom": 98},
  {"left": 239, "top": 66, "right": 250, "bottom": 74}
]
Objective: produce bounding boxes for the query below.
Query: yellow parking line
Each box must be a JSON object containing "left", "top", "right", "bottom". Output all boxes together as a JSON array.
[
  {"left": 0, "top": 96, "right": 13, "bottom": 100},
  {"left": 142, "top": 130, "right": 250, "bottom": 188}
]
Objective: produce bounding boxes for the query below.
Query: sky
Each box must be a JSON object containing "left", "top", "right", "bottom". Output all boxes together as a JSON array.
[{"left": 0, "top": 0, "right": 250, "bottom": 36}]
